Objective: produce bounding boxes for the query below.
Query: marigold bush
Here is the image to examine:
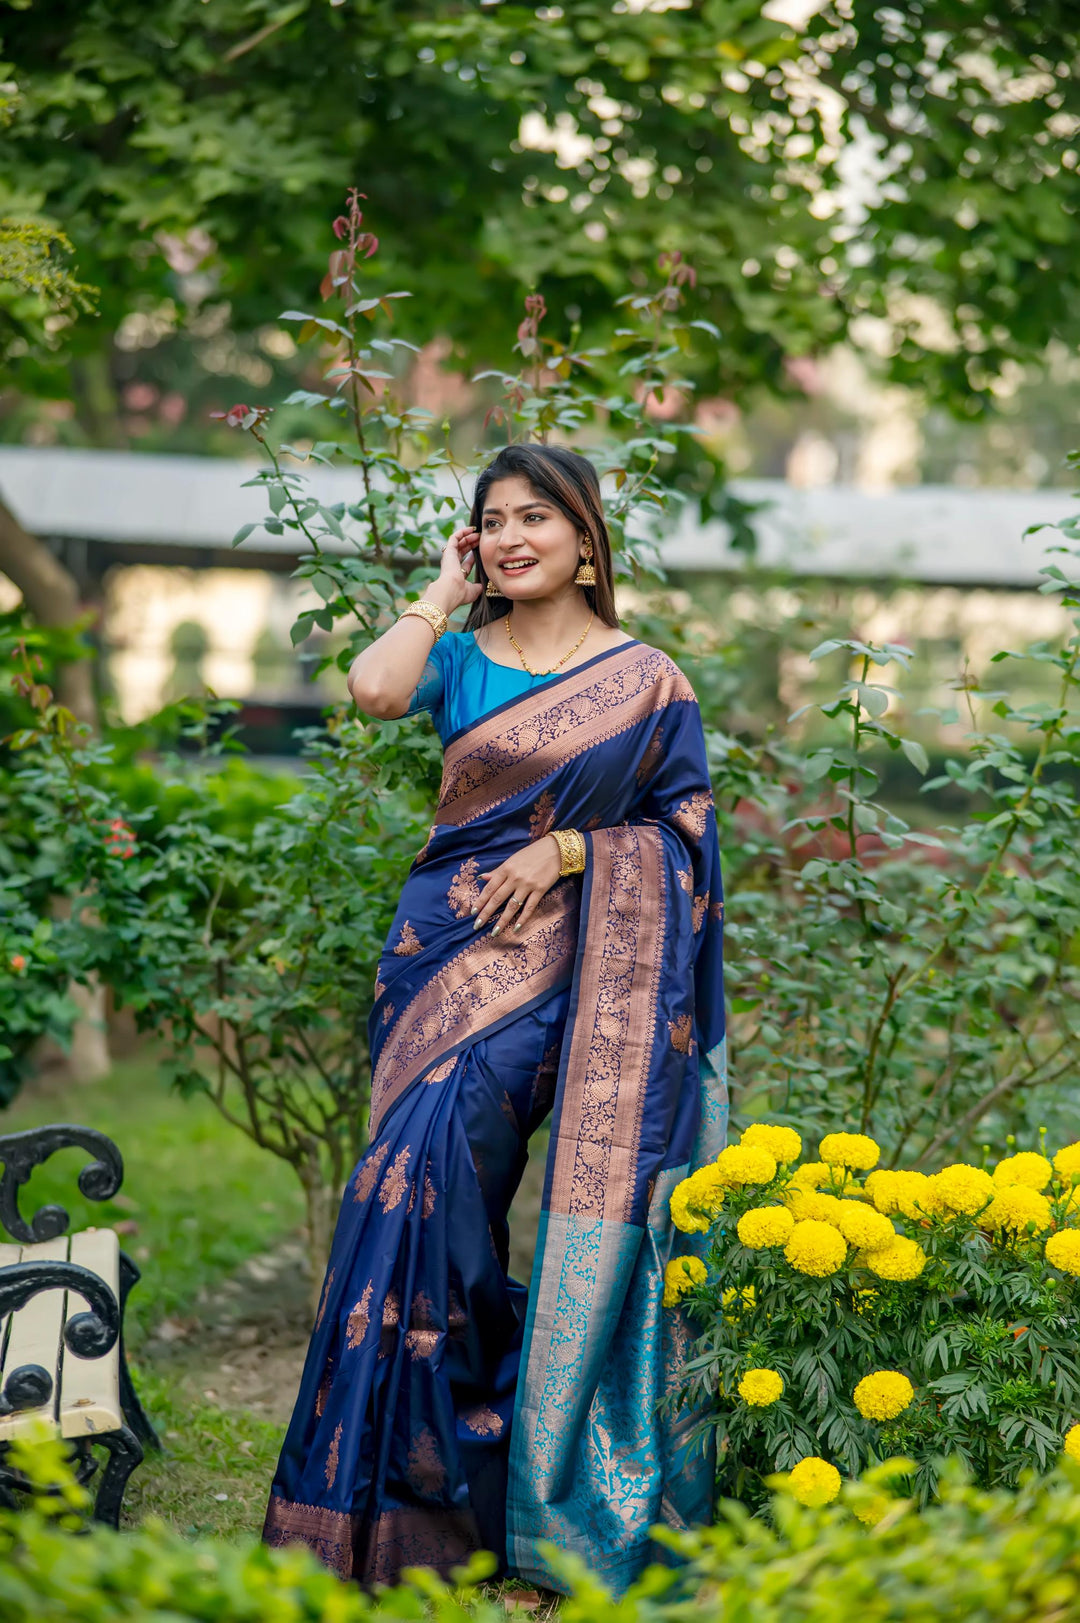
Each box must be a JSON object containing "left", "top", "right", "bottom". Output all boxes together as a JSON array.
[{"left": 669, "top": 1126, "right": 1080, "bottom": 1508}]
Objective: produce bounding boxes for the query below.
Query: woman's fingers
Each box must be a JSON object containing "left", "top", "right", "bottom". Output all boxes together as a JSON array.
[
  {"left": 511, "top": 890, "right": 541, "bottom": 933},
  {"left": 474, "top": 870, "right": 513, "bottom": 929},
  {"left": 492, "top": 888, "right": 536, "bottom": 937}
]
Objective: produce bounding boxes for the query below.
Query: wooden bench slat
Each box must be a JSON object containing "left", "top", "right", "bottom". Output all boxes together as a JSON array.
[
  {"left": 59, "top": 1228, "right": 123, "bottom": 1439},
  {"left": 0, "top": 1236, "right": 68, "bottom": 1440},
  {"left": 0, "top": 1242, "right": 23, "bottom": 1358}
]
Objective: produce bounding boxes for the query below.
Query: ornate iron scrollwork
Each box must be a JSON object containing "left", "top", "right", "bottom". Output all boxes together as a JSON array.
[
  {"left": 0, "top": 1125, "right": 124, "bottom": 1243},
  {"left": 0, "top": 1258, "right": 120, "bottom": 1417}
]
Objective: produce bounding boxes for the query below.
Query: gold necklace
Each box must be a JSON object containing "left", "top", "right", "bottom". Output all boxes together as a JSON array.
[{"left": 505, "top": 612, "right": 595, "bottom": 676}]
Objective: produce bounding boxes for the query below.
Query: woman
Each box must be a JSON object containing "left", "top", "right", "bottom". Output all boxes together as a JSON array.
[{"left": 264, "top": 444, "right": 727, "bottom": 1593}]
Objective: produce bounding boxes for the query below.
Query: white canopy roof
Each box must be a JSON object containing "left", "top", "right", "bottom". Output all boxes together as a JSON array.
[{"left": 1, "top": 445, "right": 1074, "bottom": 588}]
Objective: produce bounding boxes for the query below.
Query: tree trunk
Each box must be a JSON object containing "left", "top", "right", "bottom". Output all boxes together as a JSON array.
[
  {"left": 0, "top": 494, "right": 97, "bottom": 727},
  {"left": 300, "top": 1157, "right": 337, "bottom": 1319}
]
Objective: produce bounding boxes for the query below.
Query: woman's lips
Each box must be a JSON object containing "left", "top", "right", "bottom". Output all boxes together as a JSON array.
[{"left": 499, "top": 559, "right": 539, "bottom": 573}]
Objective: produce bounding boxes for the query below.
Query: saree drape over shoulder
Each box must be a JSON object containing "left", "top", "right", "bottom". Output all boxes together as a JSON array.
[{"left": 264, "top": 641, "right": 728, "bottom": 1593}]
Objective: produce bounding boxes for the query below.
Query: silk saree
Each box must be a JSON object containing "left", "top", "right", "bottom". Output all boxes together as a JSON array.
[{"left": 264, "top": 639, "right": 728, "bottom": 1592}]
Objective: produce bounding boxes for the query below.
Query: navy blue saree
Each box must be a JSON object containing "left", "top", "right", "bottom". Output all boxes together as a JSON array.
[{"left": 264, "top": 640, "right": 728, "bottom": 1591}]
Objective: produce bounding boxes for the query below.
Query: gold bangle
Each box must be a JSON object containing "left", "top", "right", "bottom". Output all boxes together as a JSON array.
[
  {"left": 550, "top": 827, "right": 586, "bottom": 877},
  {"left": 399, "top": 599, "right": 448, "bottom": 642}
]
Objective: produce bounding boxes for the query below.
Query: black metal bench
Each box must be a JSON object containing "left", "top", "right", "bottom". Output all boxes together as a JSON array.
[{"left": 0, "top": 1124, "right": 159, "bottom": 1525}]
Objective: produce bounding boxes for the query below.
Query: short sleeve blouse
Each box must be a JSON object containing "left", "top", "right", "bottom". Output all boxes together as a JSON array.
[{"left": 405, "top": 630, "right": 557, "bottom": 744}]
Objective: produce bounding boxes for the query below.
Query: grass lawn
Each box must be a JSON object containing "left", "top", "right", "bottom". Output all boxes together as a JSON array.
[{"left": 3, "top": 1051, "right": 305, "bottom": 1351}]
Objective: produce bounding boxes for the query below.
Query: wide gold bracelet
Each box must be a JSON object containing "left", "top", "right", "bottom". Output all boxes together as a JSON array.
[
  {"left": 399, "top": 599, "right": 448, "bottom": 642},
  {"left": 550, "top": 827, "right": 586, "bottom": 877}
]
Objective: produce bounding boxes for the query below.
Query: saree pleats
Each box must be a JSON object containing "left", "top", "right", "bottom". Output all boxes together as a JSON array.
[{"left": 265, "top": 641, "right": 727, "bottom": 1591}]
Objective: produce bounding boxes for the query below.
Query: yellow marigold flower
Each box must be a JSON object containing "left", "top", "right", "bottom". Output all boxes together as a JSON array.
[
  {"left": 853, "top": 1370, "right": 915, "bottom": 1421},
  {"left": 928, "top": 1163, "right": 994, "bottom": 1218},
  {"left": 853, "top": 1492, "right": 892, "bottom": 1527},
  {"left": 713, "top": 1143, "right": 778, "bottom": 1188},
  {"left": 662, "top": 1255, "right": 707, "bottom": 1307},
  {"left": 1045, "top": 1230, "right": 1080, "bottom": 1276},
  {"left": 864, "top": 1169, "right": 933, "bottom": 1220},
  {"left": 787, "top": 1456, "right": 842, "bottom": 1507},
  {"left": 741, "top": 1123, "right": 803, "bottom": 1165},
  {"left": 687, "top": 1164, "right": 727, "bottom": 1213},
  {"left": 738, "top": 1367, "right": 784, "bottom": 1407},
  {"left": 1054, "top": 1144, "right": 1080, "bottom": 1182},
  {"left": 983, "top": 1185, "right": 1052, "bottom": 1236},
  {"left": 836, "top": 1201, "right": 897, "bottom": 1253},
  {"left": 789, "top": 1160, "right": 830, "bottom": 1189},
  {"left": 819, "top": 1133, "right": 881, "bottom": 1172},
  {"left": 784, "top": 1219, "right": 847, "bottom": 1277},
  {"left": 866, "top": 1236, "right": 927, "bottom": 1282},
  {"left": 1064, "top": 1424, "right": 1080, "bottom": 1463},
  {"left": 737, "top": 1205, "right": 796, "bottom": 1249},
  {"left": 993, "top": 1152, "right": 1052, "bottom": 1191},
  {"left": 722, "top": 1284, "right": 756, "bottom": 1319},
  {"left": 669, "top": 1179, "right": 711, "bottom": 1235},
  {"left": 784, "top": 1189, "right": 846, "bottom": 1224}
]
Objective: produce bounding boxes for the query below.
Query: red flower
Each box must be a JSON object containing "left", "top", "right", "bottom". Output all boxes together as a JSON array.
[
  {"left": 10, "top": 954, "right": 26, "bottom": 973},
  {"left": 210, "top": 403, "right": 273, "bottom": 430}
]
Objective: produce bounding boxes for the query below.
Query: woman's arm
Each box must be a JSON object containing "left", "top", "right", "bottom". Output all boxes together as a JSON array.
[{"left": 346, "top": 528, "right": 481, "bottom": 719}]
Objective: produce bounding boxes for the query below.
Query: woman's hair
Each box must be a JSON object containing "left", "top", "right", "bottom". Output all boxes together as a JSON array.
[{"left": 463, "top": 443, "right": 619, "bottom": 631}]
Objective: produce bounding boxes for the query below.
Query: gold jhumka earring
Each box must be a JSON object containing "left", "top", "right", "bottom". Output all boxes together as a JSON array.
[
  {"left": 485, "top": 579, "right": 502, "bottom": 597},
  {"left": 574, "top": 539, "right": 596, "bottom": 587}
]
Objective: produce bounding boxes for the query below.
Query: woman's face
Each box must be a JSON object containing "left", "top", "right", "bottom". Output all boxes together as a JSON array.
[{"left": 479, "top": 476, "right": 584, "bottom": 601}]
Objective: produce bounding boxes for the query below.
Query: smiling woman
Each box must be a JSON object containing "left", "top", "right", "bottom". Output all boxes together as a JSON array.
[{"left": 265, "top": 445, "right": 727, "bottom": 1596}]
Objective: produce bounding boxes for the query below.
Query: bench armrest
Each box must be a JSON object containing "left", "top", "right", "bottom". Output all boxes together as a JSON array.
[
  {"left": 0, "top": 1257, "right": 121, "bottom": 1416},
  {"left": 0, "top": 1125, "right": 124, "bottom": 1244}
]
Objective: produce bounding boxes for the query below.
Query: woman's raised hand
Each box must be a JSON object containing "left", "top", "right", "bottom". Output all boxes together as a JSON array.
[
  {"left": 473, "top": 837, "right": 564, "bottom": 937},
  {"left": 428, "top": 526, "right": 483, "bottom": 614}
]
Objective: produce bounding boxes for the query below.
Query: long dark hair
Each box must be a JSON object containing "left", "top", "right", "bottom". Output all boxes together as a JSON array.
[{"left": 463, "top": 444, "right": 619, "bottom": 632}]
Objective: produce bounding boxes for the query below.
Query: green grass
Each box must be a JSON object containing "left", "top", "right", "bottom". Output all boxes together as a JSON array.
[
  {"left": 128, "top": 1373, "right": 285, "bottom": 1540},
  {"left": 3, "top": 1052, "right": 305, "bottom": 1349}
]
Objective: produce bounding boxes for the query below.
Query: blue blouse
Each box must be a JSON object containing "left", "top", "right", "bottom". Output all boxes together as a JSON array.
[{"left": 406, "top": 629, "right": 557, "bottom": 744}]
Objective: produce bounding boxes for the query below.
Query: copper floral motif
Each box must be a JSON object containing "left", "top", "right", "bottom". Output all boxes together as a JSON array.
[
  {"left": 446, "top": 857, "right": 482, "bottom": 919},
  {"left": 314, "top": 1267, "right": 335, "bottom": 1331},
  {"left": 378, "top": 1147, "right": 411, "bottom": 1212},
  {"left": 692, "top": 890, "right": 709, "bottom": 932},
  {"left": 353, "top": 1140, "right": 390, "bottom": 1202},
  {"left": 393, "top": 920, "right": 422, "bottom": 957},
  {"left": 668, "top": 1014, "right": 694, "bottom": 1055},
  {"left": 346, "top": 1281, "right": 373, "bottom": 1349},
  {"left": 529, "top": 789, "right": 556, "bottom": 840},
  {"left": 325, "top": 1421, "right": 343, "bottom": 1490},
  {"left": 462, "top": 1404, "right": 504, "bottom": 1438},
  {"left": 406, "top": 1427, "right": 447, "bottom": 1496},
  {"left": 671, "top": 789, "right": 714, "bottom": 841},
  {"left": 635, "top": 724, "right": 664, "bottom": 786}
]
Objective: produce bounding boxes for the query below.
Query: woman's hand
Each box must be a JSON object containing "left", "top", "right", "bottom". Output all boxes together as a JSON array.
[
  {"left": 426, "top": 526, "right": 483, "bottom": 615},
  {"left": 473, "top": 836, "right": 564, "bottom": 936}
]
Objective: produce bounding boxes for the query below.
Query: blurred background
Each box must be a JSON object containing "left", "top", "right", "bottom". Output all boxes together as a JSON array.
[{"left": 2, "top": 0, "right": 1079, "bottom": 747}]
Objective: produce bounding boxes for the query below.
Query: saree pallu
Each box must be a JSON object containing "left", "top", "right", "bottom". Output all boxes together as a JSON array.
[{"left": 264, "top": 641, "right": 728, "bottom": 1592}]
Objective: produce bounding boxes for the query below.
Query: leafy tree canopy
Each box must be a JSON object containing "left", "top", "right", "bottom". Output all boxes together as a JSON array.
[{"left": 1, "top": 0, "right": 1078, "bottom": 444}]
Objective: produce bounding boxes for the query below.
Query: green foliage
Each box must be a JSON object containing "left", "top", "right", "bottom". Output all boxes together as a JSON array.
[
  {"left": 673, "top": 1131, "right": 1080, "bottom": 1509},
  {"left": 3, "top": 2, "right": 1079, "bottom": 442},
  {"left": 3, "top": 680, "right": 426, "bottom": 1286},
  {"left": 0, "top": 216, "right": 96, "bottom": 364},
  {"left": 13, "top": 1427, "right": 1080, "bottom": 1622},
  {"left": 712, "top": 496, "right": 1080, "bottom": 1161}
]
